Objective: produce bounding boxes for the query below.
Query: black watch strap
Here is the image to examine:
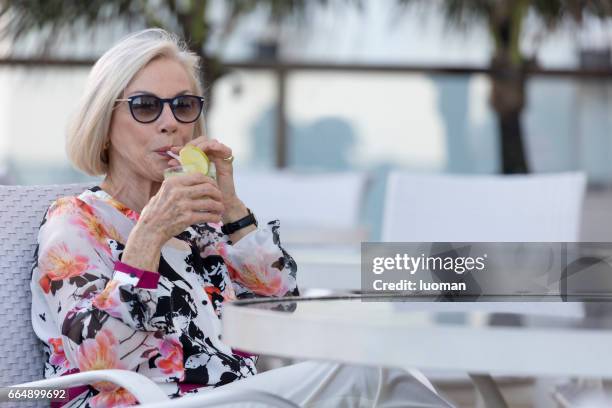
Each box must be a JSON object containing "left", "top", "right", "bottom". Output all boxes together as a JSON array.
[{"left": 221, "top": 208, "right": 258, "bottom": 235}]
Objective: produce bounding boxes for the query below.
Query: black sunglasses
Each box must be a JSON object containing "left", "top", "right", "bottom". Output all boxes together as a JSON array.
[{"left": 116, "top": 94, "right": 204, "bottom": 124}]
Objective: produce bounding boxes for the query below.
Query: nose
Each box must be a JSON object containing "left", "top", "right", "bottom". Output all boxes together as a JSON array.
[{"left": 157, "top": 102, "right": 178, "bottom": 134}]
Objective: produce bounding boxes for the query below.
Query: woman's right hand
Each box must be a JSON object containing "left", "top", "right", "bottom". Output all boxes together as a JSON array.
[{"left": 138, "top": 172, "right": 225, "bottom": 245}]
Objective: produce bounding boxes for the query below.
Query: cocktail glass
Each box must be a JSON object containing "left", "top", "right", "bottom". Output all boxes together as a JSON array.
[{"left": 163, "top": 163, "right": 216, "bottom": 180}]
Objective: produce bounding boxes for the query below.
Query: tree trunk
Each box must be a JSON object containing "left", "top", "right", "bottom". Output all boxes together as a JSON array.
[
  {"left": 498, "top": 111, "right": 529, "bottom": 174},
  {"left": 490, "top": 55, "right": 531, "bottom": 174},
  {"left": 489, "top": 1, "right": 531, "bottom": 174}
]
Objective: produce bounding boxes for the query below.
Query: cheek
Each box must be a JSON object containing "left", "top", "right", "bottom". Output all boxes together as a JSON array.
[
  {"left": 109, "top": 114, "right": 153, "bottom": 158},
  {"left": 182, "top": 123, "right": 197, "bottom": 142}
]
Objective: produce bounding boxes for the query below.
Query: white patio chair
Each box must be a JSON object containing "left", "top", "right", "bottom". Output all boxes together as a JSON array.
[
  {"left": 382, "top": 172, "right": 586, "bottom": 242},
  {"left": 234, "top": 170, "right": 369, "bottom": 244},
  {"left": 381, "top": 172, "right": 587, "bottom": 316},
  {"left": 234, "top": 171, "right": 369, "bottom": 291},
  {"left": 0, "top": 183, "right": 297, "bottom": 408},
  {"left": 381, "top": 172, "right": 588, "bottom": 408}
]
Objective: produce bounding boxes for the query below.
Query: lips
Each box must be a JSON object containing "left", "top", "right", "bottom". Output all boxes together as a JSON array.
[
  {"left": 154, "top": 146, "right": 175, "bottom": 158},
  {"left": 154, "top": 146, "right": 173, "bottom": 153}
]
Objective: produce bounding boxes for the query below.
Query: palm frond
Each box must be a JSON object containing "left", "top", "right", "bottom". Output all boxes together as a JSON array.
[
  {"left": 226, "top": 0, "right": 361, "bottom": 24},
  {"left": 0, "top": 0, "right": 146, "bottom": 55},
  {"left": 397, "top": 0, "right": 612, "bottom": 29},
  {"left": 396, "top": 0, "right": 493, "bottom": 29}
]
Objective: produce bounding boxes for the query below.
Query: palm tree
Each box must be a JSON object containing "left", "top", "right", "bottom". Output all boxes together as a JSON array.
[
  {"left": 398, "top": 0, "right": 612, "bottom": 174},
  {"left": 0, "top": 0, "right": 339, "bottom": 109}
]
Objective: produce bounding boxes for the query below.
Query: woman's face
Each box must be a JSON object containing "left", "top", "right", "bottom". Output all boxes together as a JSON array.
[{"left": 108, "top": 56, "right": 197, "bottom": 182}]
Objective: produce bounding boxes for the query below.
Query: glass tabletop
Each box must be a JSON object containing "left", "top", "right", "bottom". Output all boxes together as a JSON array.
[
  {"left": 228, "top": 292, "right": 612, "bottom": 331},
  {"left": 222, "top": 293, "right": 612, "bottom": 377}
]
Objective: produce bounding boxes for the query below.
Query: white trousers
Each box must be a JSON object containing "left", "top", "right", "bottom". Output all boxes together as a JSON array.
[{"left": 211, "top": 361, "right": 455, "bottom": 408}]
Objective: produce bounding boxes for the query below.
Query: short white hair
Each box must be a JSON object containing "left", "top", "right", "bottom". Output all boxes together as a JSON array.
[{"left": 67, "top": 28, "right": 205, "bottom": 176}]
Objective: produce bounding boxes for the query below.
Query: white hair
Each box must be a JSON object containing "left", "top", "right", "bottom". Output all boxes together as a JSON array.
[{"left": 66, "top": 28, "right": 205, "bottom": 176}]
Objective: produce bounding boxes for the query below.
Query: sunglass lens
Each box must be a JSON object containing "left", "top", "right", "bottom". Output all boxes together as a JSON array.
[
  {"left": 130, "top": 95, "right": 161, "bottom": 122},
  {"left": 172, "top": 96, "right": 202, "bottom": 122}
]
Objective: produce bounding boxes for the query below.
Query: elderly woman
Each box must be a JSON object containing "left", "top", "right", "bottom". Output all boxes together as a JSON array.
[{"left": 31, "top": 29, "right": 452, "bottom": 407}]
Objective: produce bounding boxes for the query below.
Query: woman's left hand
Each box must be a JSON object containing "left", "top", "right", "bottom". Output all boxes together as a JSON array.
[{"left": 169, "top": 137, "right": 248, "bottom": 223}]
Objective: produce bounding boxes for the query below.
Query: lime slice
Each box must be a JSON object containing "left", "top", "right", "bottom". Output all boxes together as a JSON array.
[{"left": 179, "top": 145, "right": 209, "bottom": 176}]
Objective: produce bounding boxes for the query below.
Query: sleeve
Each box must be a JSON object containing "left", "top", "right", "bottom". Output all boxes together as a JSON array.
[
  {"left": 216, "top": 220, "right": 299, "bottom": 298},
  {"left": 33, "top": 198, "right": 181, "bottom": 385}
]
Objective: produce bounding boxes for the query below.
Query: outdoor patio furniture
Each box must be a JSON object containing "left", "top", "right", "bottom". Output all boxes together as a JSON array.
[{"left": 381, "top": 171, "right": 588, "bottom": 407}]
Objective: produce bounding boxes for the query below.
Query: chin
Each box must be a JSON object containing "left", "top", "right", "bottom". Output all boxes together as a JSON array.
[
  {"left": 153, "top": 168, "right": 166, "bottom": 183},
  {"left": 152, "top": 173, "right": 165, "bottom": 183},
  {"left": 147, "top": 162, "right": 166, "bottom": 183}
]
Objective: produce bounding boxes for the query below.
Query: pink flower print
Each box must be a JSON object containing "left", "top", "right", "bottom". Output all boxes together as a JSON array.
[
  {"left": 77, "top": 329, "right": 125, "bottom": 392},
  {"left": 93, "top": 281, "right": 121, "bottom": 317},
  {"left": 71, "top": 210, "right": 112, "bottom": 255},
  {"left": 89, "top": 387, "right": 137, "bottom": 408},
  {"left": 156, "top": 337, "right": 184, "bottom": 380},
  {"left": 39, "top": 243, "right": 93, "bottom": 293},
  {"left": 217, "top": 244, "right": 289, "bottom": 297},
  {"left": 48, "top": 337, "right": 68, "bottom": 368}
]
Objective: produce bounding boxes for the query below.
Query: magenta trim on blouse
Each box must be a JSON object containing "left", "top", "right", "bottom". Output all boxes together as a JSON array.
[
  {"left": 114, "top": 260, "right": 160, "bottom": 289},
  {"left": 232, "top": 348, "right": 258, "bottom": 359},
  {"left": 179, "top": 383, "right": 208, "bottom": 393},
  {"left": 49, "top": 368, "right": 89, "bottom": 408}
]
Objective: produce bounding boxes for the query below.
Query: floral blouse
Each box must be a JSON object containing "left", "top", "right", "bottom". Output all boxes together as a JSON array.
[{"left": 30, "top": 186, "right": 298, "bottom": 407}]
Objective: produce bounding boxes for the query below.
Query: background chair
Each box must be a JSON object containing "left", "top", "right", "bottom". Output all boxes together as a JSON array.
[
  {"left": 382, "top": 172, "right": 586, "bottom": 242},
  {"left": 381, "top": 172, "right": 588, "bottom": 408},
  {"left": 234, "top": 171, "right": 369, "bottom": 290},
  {"left": 381, "top": 171, "right": 588, "bottom": 317},
  {"left": 234, "top": 170, "right": 369, "bottom": 243},
  {"left": 0, "top": 183, "right": 297, "bottom": 408}
]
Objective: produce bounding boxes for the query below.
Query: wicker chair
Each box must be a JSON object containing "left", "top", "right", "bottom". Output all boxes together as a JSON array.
[{"left": 0, "top": 183, "right": 297, "bottom": 408}]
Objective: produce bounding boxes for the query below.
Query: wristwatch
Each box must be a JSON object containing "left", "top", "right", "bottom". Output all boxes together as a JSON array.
[{"left": 221, "top": 208, "right": 258, "bottom": 235}]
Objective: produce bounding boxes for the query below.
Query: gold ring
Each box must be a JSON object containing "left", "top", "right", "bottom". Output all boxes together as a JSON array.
[{"left": 223, "top": 155, "right": 234, "bottom": 163}]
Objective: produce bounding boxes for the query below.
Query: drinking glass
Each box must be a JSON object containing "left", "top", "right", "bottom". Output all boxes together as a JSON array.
[
  {"left": 163, "top": 164, "right": 197, "bottom": 179},
  {"left": 163, "top": 163, "right": 216, "bottom": 180}
]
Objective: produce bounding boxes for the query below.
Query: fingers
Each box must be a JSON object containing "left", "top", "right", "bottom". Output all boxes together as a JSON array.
[
  {"left": 187, "top": 198, "right": 224, "bottom": 215},
  {"left": 185, "top": 137, "right": 232, "bottom": 162},
  {"left": 170, "top": 198, "right": 223, "bottom": 225},
  {"left": 145, "top": 179, "right": 225, "bottom": 240},
  {"left": 203, "top": 139, "right": 232, "bottom": 160},
  {"left": 160, "top": 175, "right": 223, "bottom": 213},
  {"left": 171, "top": 137, "right": 232, "bottom": 163},
  {"left": 189, "top": 209, "right": 222, "bottom": 225},
  {"left": 186, "top": 183, "right": 223, "bottom": 202},
  {"left": 167, "top": 171, "right": 216, "bottom": 187},
  {"left": 162, "top": 170, "right": 223, "bottom": 203}
]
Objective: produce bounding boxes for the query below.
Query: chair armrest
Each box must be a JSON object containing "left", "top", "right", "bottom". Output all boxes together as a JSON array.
[
  {"left": 2, "top": 369, "right": 169, "bottom": 404},
  {"left": 139, "top": 388, "right": 299, "bottom": 408},
  {"left": 469, "top": 373, "right": 509, "bottom": 408}
]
